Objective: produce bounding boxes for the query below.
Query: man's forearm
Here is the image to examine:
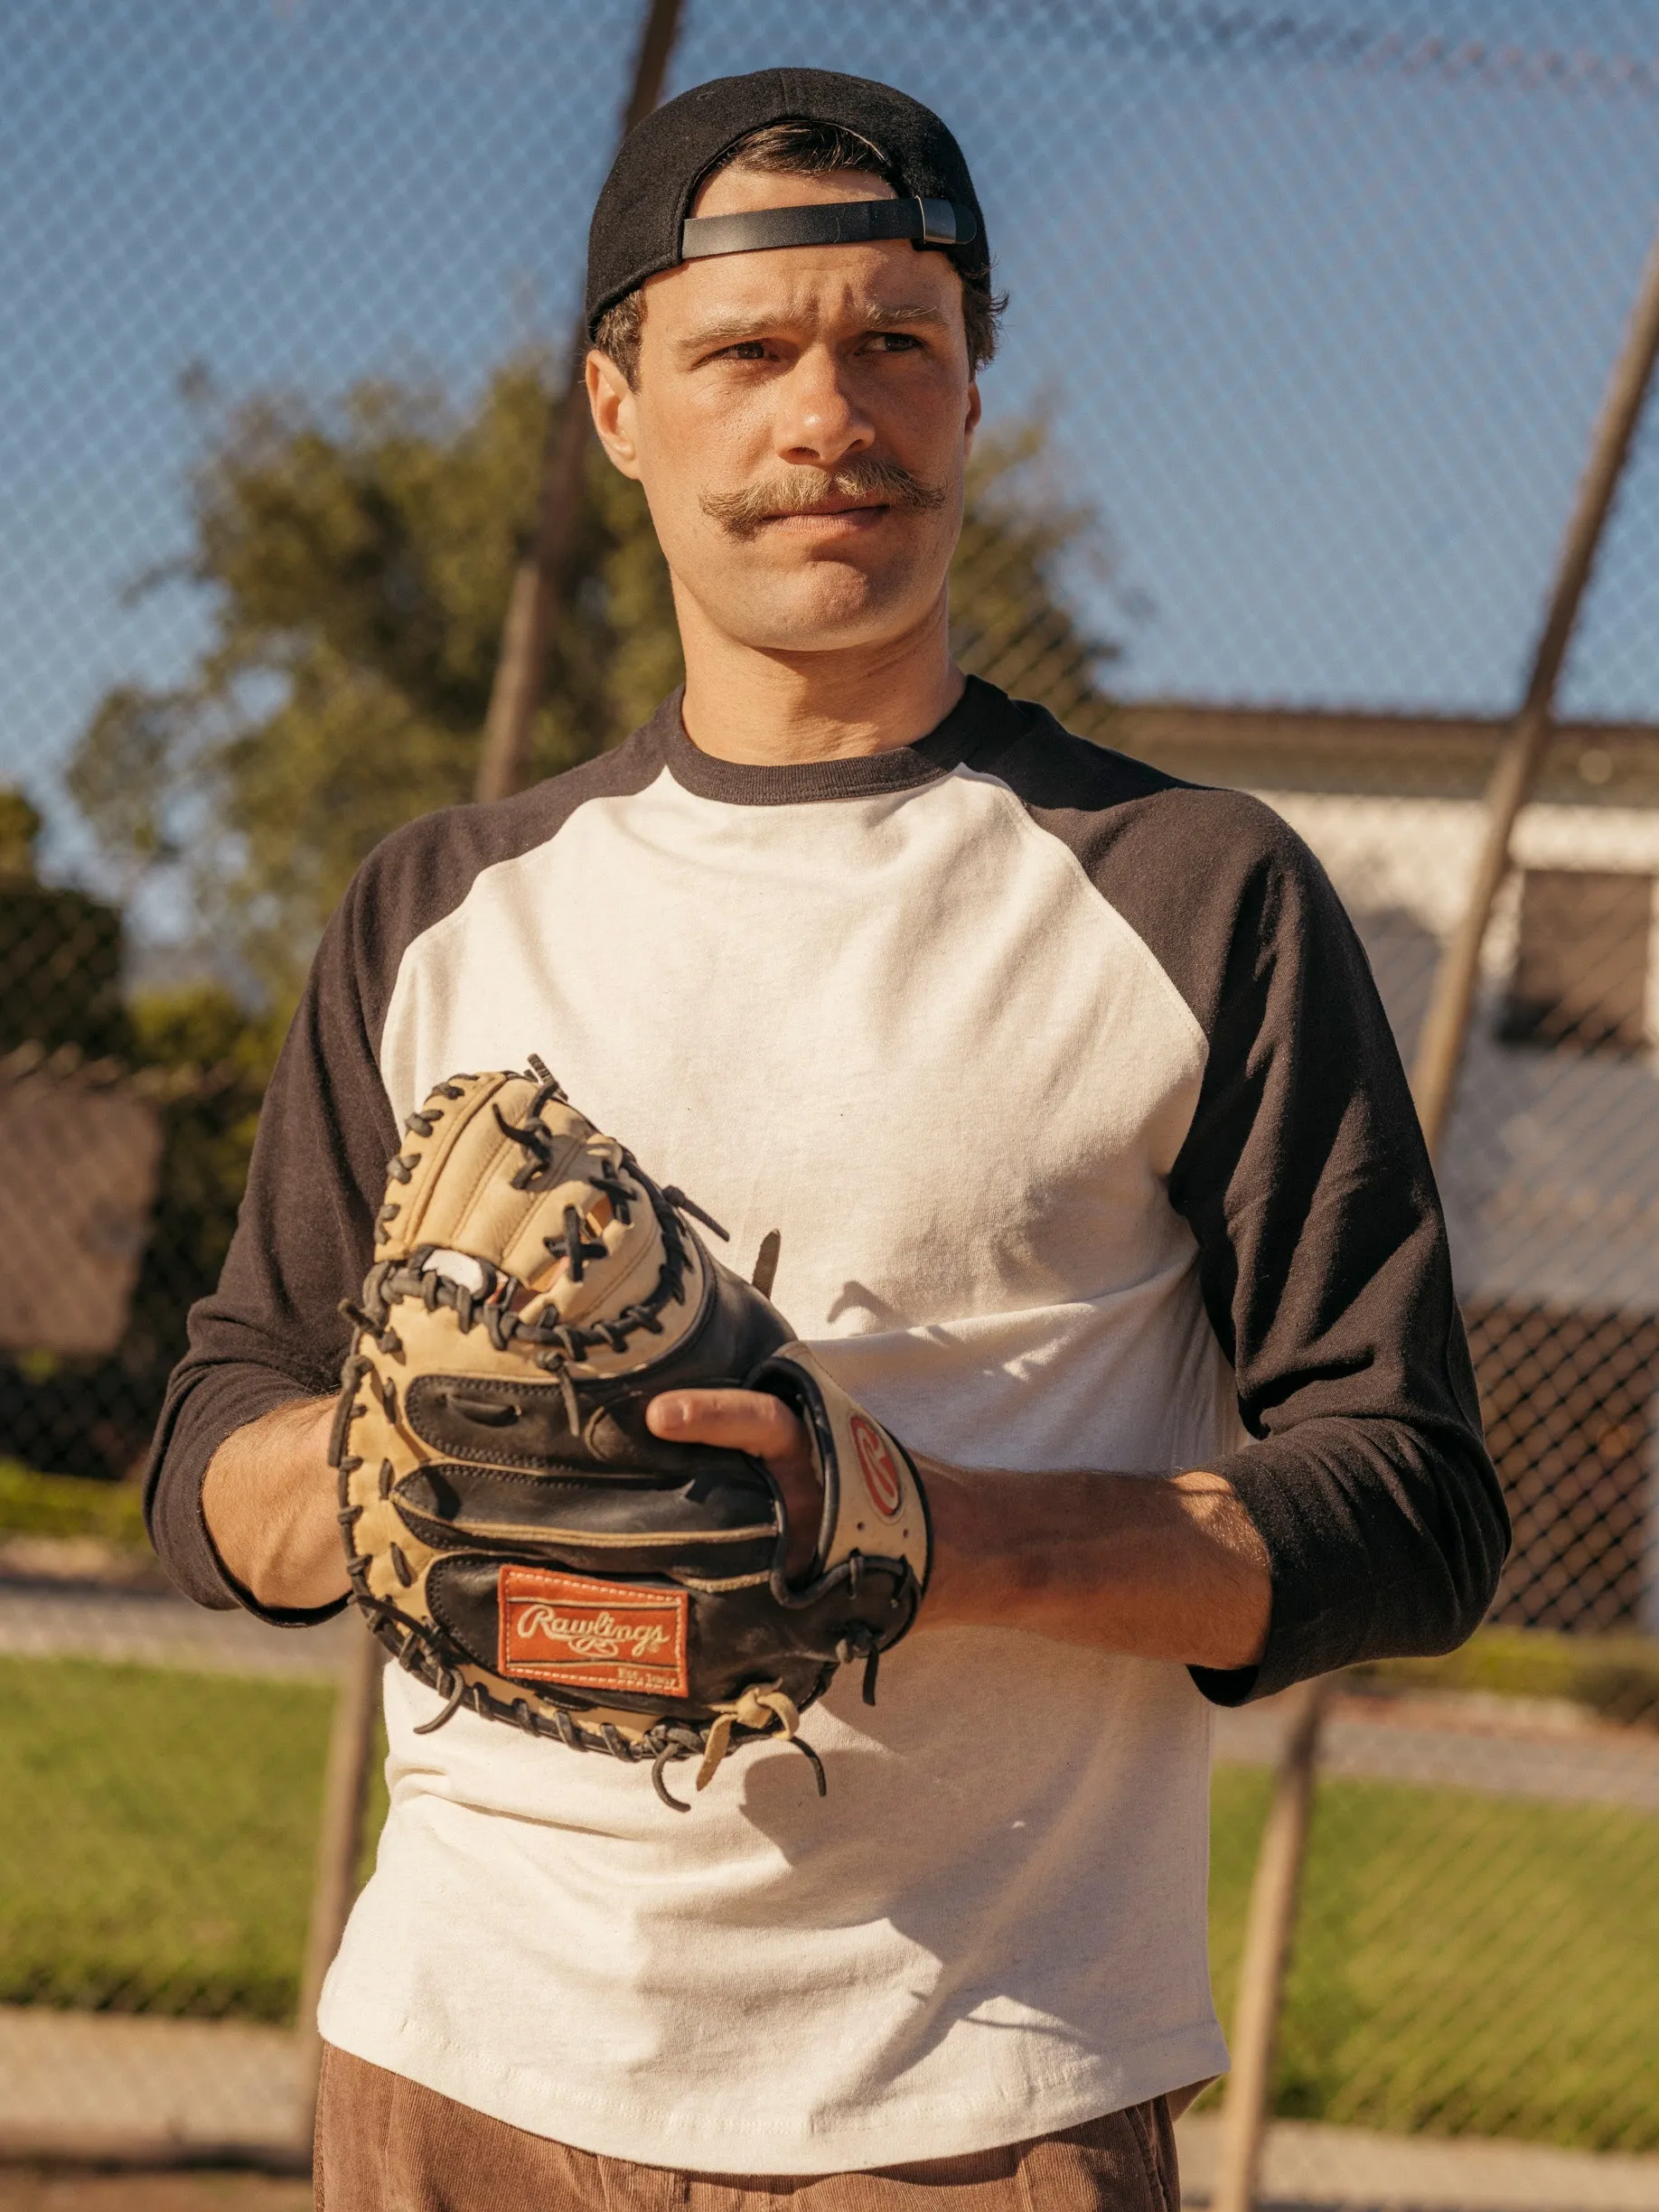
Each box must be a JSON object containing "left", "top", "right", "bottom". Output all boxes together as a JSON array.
[
  {"left": 200, "top": 1396, "right": 347, "bottom": 1612},
  {"left": 916, "top": 1461, "right": 1270, "bottom": 1672},
  {"left": 645, "top": 1389, "right": 1272, "bottom": 1673}
]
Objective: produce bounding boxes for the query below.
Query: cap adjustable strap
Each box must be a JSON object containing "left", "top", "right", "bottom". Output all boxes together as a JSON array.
[{"left": 680, "top": 196, "right": 976, "bottom": 263}]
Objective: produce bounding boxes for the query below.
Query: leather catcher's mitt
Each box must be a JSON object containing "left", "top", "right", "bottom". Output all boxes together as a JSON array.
[{"left": 333, "top": 1060, "right": 931, "bottom": 1808}]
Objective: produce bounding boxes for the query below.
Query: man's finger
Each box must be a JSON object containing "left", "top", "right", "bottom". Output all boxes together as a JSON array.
[{"left": 646, "top": 1386, "right": 805, "bottom": 1465}]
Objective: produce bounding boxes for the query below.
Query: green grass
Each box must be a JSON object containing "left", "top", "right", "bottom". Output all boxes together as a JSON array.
[
  {"left": 0, "top": 1656, "right": 376, "bottom": 2020},
  {"left": 1207, "top": 1766, "right": 1659, "bottom": 2154},
  {"left": 0, "top": 1462, "right": 148, "bottom": 1546},
  {"left": 0, "top": 1654, "right": 1654, "bottom": 2153},
  {"left": 1355, "top": 1626, "right": 1659, "bottom": 1732}
]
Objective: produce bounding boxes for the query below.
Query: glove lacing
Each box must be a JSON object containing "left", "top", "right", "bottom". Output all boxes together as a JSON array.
[{"left": 694, "top": 1683, "right": 801, "bottom": 1794}]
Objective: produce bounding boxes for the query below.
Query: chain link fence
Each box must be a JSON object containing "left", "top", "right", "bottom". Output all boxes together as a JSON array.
[{"left": 3, "top": 0, "right": 1658, "bottom": 2178}]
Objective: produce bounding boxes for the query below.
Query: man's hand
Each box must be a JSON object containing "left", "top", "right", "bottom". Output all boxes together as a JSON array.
[
  {"left": 648, "top": 1388, "right": 1270, "bottom": 1673},
  {"left": 646, "top": 1388, "right": 822, "bottom": 1579}
]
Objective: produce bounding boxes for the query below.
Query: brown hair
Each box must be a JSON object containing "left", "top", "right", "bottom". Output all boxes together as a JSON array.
[{"left": 592, "top": 118, "right": 1005, "bottom": 387}]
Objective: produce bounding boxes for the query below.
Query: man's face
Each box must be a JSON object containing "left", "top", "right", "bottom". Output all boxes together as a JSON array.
[{"left": 588, "top": 164, "right": 980, "bottom": 657}]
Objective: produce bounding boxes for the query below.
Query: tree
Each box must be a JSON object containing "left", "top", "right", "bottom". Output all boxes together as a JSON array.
[
  {"left": 70, "top": 361, "right": 1119, "bottom": 1011},
  {"left": 0, "top": 792, "right": 128, "bottom": 1061},
  {"left": 952, "top": 420, "right": 1120, "bottom": 743},
  {"left": 71, "top": 358, "right": 680, "bottom": 1008}
]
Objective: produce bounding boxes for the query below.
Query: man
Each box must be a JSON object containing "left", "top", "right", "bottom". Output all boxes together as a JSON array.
[{"left": 148, "top": 67, "right": 1506, "bottom": 2212}]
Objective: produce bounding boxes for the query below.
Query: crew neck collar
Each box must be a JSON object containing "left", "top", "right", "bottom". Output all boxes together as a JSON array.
[{"left": 651, "top": 676, "right": 1002, "bottom": 806}]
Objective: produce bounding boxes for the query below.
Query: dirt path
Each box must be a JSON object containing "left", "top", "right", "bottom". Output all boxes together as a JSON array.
[{"left": 0, "top": 2177, "right": 307, "bottom": 2212}]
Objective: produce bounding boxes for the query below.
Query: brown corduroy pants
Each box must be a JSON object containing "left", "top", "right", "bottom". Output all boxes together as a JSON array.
[{"left": 314, "top": 2047, "right": 1181, "bottom": 2212}]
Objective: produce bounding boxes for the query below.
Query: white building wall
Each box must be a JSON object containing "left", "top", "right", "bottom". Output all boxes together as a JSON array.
[{"left": 1250, "top": 790, "right": 1659, "bottom": 1317}]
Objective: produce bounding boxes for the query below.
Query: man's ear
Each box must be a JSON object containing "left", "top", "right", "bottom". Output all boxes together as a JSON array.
[
  {"left": 587, "top": 350, "right": 642, "bottom": 481},
  {"left": 963, "top": 378, "right": 983, "bottom": 456}
]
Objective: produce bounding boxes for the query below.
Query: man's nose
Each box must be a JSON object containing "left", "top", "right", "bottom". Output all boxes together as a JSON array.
[{"left": 773, "top": 346, "right": 875, "bottom": 468}]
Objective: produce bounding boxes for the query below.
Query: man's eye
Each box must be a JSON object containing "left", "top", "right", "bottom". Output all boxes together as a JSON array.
[
  {"left": 716, "top": 341, "right": 771, "bottom": 361},
  {"left": 867, "top": 332, "right": 923, "bottom": 353}
]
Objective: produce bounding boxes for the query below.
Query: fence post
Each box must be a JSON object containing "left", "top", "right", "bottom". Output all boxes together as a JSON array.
[
  {"left": 293, "top": 1618, "right": 387, "bottom": 2150},
  {"left": 1410, "top": 219, "right": 1659, "bottom": 1161},
  {"left": 1212, "top": 228, "right": 1659, "bottom": 2212},
  {"left": 1212, "top": 1674, "right": 1334, "bottom": 2212},
  {"left": 473, "top": 0, "right": 685, "bottom": 805}
]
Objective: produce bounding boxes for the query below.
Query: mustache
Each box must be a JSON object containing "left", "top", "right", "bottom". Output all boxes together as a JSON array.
[{"left": 698, "top": 458, "right": 947, "bottom": 540}]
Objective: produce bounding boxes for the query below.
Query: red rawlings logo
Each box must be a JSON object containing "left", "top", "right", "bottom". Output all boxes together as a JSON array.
[
  {"left": 498, "top": 1566, "right": 689, "bottom": 1698},
  {"left": 850, "top": 1411, "right": 904, "bottom": 1521}
]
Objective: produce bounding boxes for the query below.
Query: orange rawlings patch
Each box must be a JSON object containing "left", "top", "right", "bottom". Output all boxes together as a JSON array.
[
  {"left": 850, "top": 1411, "right": 904, "bottom": 1521},
  {"left": 498, "top": 1567, "right": 689, "bottom": 1698}
]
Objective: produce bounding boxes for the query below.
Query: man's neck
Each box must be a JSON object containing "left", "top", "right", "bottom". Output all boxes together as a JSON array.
[{"left": 676, "top": 595, "right": 966, "bottom": 766}]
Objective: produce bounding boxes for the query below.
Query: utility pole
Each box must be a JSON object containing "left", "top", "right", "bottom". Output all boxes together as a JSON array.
[
  {"left": 1410, "top": 220, "right": 1659, "bottom": 1159},
  {"left": 473, "top": 0, "right": 685, "bottom": 805}
]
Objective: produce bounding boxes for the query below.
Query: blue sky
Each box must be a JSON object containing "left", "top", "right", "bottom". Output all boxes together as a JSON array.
[{"left": 5, "top": 0, "right": 1659, "bottom": 900}]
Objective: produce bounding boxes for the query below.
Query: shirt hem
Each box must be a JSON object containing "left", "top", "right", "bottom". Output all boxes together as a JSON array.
[{"left": 314, "top": 1992, "right": 1230, "bottom": 2174}]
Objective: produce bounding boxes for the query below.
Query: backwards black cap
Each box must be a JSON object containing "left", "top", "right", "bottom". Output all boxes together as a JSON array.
[{"left": 585, "top": 68, "right": 989, "bottom": 340}]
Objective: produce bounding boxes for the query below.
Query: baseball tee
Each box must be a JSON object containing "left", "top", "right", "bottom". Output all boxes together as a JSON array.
[{"left": 148, "top": 677, "right": 1505, "bottom": 2172}]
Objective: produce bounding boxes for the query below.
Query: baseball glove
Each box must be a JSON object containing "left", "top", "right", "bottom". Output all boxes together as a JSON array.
[{"left": 332, "top": 1059, "right": 931, "bottom": 1809}]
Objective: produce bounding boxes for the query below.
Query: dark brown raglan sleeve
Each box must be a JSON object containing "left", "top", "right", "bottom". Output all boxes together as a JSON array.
[
  {"left": 962, "top": 693, "right": 1509, "bottom": 1701},
  {"left": 142, "top": 858, "right": 401, "bottom": 1619},
  {"left": 1157, "top": 798, "right": 1509, "bottom": 1701}
]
